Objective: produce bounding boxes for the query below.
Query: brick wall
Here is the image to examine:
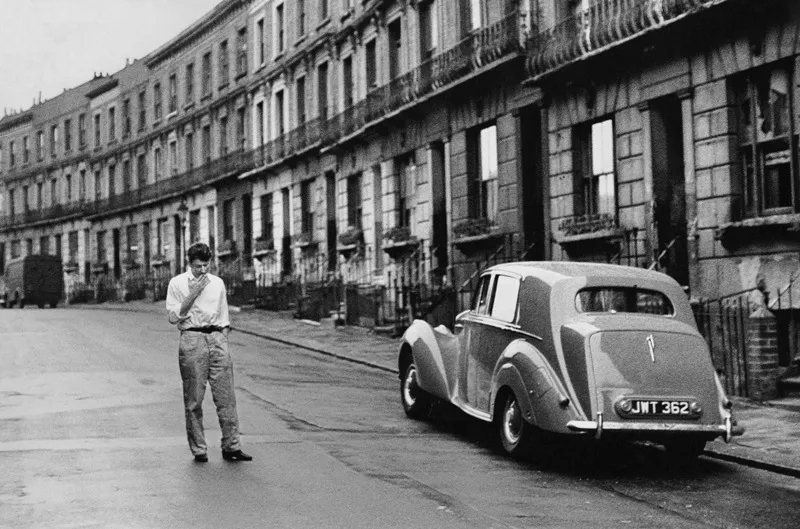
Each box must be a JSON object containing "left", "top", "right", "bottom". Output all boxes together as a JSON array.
[{"left": 746, "top": 307, "right": 780, "bottom": 400}]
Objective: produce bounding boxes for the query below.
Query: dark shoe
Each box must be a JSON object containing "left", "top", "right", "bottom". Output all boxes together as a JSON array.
[
  {"left": 222, "top": 449, "right": 253, "bottom": 462},
  {"left": 194, "top": 454, "right": 208, "bottom": 463}
]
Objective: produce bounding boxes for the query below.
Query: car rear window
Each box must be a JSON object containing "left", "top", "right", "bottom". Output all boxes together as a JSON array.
[{"left": 575, "top": 287, "right": 674, "bottom": 316}]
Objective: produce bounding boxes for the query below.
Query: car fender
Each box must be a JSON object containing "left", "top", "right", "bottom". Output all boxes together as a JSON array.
[
  {"left": 399, "top": 319, "right": 458, "bottom": 401},
  {"left": 491, "top": 339, "right": 583, "bottom": 434}
]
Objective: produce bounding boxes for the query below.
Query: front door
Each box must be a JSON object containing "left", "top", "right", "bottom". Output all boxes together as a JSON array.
[
  {"left": 430, "top": 141, "right": 448, "bottom": 282},
  {"left": 242, "top": 193, "right": 252, "bottom": 260},
  {"left": 457, "top": 274, "right": 493, "bottom": 407},
  {"left": 469, "top": 273, "right": 521, "bottom": 413},
  {"left": 519, "top": 105, "right": 545, "bottom": 260},
  {"left": 650, "top": 96, "right": 689, "bottom": 287},
  {"left": 326, "top": 171, "right": 337, "bottom": 272},
  {"left": 112, "top": 228, "right": 121, "bottom": 280}
]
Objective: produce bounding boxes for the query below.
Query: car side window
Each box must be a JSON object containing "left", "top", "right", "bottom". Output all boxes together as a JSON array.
[
  {"left": 489, "top": 275, "right": 519, "bottom": 323},
  {"left": 472, "top": 275, "right": 493, "bottom": 315}
]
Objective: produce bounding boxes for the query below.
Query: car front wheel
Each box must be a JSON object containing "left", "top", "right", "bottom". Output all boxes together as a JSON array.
[
  {"left": 498, "top": 392, "right": 534, "bottom": 458},
  {"left": 401, "top": 361, "right": 431, "bottom": 420}
]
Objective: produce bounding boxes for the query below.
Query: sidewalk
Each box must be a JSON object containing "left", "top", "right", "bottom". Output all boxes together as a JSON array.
[{"left": 80, "top": 299, "right": 800, "bottom": 476}]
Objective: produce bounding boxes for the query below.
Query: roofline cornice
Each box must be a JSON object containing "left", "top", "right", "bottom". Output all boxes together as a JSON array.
[{"left": 144, "top": 0, "right": 251, "bottom": 71}]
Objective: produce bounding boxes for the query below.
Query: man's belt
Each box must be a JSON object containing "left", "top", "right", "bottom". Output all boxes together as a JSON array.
[{"left": 184, "top": 326, "right": 225, "bottom": 334}]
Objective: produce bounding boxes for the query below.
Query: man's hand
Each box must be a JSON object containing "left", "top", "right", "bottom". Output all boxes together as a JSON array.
[
  {"left": 188, "top": 274, "right": 210, "bottom": 298},
  {"left": 180, "top": 275, "right": 210, "bottom": 317}
]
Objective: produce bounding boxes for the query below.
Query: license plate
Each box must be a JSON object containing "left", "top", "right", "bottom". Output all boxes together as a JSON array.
[{"left": 628, "top": 399, "right": 692, "bottom": 417}]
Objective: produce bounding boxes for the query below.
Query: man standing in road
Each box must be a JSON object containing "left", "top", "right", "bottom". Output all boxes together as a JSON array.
[{"left": 166, "top": 242, "right": 252, "bottom": 463}]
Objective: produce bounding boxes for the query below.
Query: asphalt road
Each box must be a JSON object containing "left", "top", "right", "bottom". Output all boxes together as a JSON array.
[{"left": 1, "top": 307, "right": 799, "bottom": 529}]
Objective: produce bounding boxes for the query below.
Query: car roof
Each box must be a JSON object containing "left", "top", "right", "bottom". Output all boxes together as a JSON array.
[{"left": 485, "top": 261, "right": 675, "bottom": 286}]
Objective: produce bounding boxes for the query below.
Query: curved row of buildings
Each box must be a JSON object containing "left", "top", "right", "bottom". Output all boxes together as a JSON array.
[{"left": 1, "top": 0, "right": 798, "bottom": 396}]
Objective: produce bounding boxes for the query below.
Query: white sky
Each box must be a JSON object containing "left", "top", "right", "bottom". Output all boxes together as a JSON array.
[{"left": 0, "top": 0, "right": 223, "bottom": 114}]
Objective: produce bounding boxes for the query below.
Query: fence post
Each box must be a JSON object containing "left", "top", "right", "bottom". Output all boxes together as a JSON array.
[{"left": 746, "top": 306, "right": 780, "bottom": 400}]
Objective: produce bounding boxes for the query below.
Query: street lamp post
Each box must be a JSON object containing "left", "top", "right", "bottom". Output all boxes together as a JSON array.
[{"left": 177, "top": 197, "right": 189, "bottom": 271}]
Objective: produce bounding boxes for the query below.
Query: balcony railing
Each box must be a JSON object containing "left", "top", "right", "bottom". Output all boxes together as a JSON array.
[
  {"left": 322, "top": 10, "right": 523, "bottom": 146},
  {"left": 0, "top": 201, "right": 87, "bottom": 229},
  {"left": 526, "top": 0, "right": 725, "bottom": 80},
  {"left": 80, "top": 147, "right": 258, "bottom": 219}
]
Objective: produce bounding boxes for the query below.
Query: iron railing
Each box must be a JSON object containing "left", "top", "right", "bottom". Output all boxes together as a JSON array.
[
  {"left": 526, "top": 0, "right": 726, "bottom": 80},
  {"left": 769, "top": 268, "right": 800, "bottom": 369},
  {"left": 692, "top": 288, "right": 759, "bottom": 397}
]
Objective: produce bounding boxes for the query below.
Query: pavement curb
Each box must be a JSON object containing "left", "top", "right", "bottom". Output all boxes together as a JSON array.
[
  {"left": 703, "top": 449, "right": 800, "bottom": 478},
  {"left": 233, "top": 327, "right": 397, "bottom": 375}
]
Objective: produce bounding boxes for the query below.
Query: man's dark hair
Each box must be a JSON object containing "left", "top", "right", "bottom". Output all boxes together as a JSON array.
[{"left": 187, "top": 242, "right": 212, "bottom": 262}]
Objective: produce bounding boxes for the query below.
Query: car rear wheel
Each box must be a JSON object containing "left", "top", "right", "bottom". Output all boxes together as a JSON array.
[
  {"left": 498, "top": 392, "right": 534, "bottom": 458},
  {"left": 401, "top": 361, "right": 431, "bottom": 420}
]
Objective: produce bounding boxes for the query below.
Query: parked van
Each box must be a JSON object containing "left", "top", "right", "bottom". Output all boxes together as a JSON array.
[{"left": 4, "top": 255, "right": 64, "bottom": 308}]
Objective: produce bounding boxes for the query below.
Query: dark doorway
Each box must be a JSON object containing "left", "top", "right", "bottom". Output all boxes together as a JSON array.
[
  {"left": 242, "top": 193, "right": 253, "bottom": 260},
  {"left": 112, "top": 228, "right": 121, "bottom": 280},
  {"left": 519, "top": 106, "right": 545, "bottom": 260},
  {"left": 430, "top": 141, "right": 448, "bottom": 281},
  {"left": 0, "top": 242, "right": 5, "bottom": 274},
  {"left": 326, "top": 171, "right": 337, "bottom": 272},
  {"left": 281, "top": 187, "right": 292, "bottom": 278},
  {"left": 173, "top": 215, "right": 182, "bottom": 275},
  {"left": 142, "top": 221, "right": 151, "bottom": 270},
  {"left": 650, "top": 96, "right": 689, "bottom": 287}
]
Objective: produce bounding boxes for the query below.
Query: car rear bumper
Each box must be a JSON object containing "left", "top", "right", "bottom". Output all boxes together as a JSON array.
[{"left": 567, "top": 413, "right": 744, "bottom": 443}]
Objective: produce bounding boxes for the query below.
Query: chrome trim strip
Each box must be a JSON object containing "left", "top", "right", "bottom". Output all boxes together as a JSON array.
[
  {"left": 460, "top": 315, "right": 542, "bottom": 341},
  {"left": 567, "top": 420, "right": 745, "bottom": 438}
]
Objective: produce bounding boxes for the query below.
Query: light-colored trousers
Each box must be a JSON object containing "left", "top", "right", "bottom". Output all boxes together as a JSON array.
[{"left": 178, "top": 330, "right": 241, "bottom": 455}]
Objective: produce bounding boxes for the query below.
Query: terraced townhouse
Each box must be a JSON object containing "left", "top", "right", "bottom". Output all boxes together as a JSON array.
[{"left": 0, "top": 0, "right": 798, "bottom": 398}]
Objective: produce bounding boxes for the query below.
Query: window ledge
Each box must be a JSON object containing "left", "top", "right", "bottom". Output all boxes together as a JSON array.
[
  {"left": 253, "top": 248, "right": 277, "bottom": 258},
  {"left": 452, "top": 230, "right": 505, "bottom": 257},
  {"left": 716, "top": 213, "right": 800, "bottom": 249},
  {"left": 218, "top": 83, "right": 229, "bottom": 91},
  {"left": 555, "top": 228, "right": 625, "bottom": 245},
  {"left": 184, "top": 102, "right": 195, "bottom": 111},
  {"left": 166, "top": 111, "right": 178, "bottom": 121},
  {"left": 294, "top": 34, "right": 307, "bottom": 47}
]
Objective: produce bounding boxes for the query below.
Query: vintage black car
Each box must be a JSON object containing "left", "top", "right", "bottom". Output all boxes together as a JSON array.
[{"left": 398, "top": 262, "right": 743, "bottom": 459}]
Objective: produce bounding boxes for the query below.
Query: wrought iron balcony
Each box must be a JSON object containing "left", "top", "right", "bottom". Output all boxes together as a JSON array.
[
  {"left": 0, "top": 200, "right": 87, "bottom": 230},
  {"left": 243, "top": 11, "right": 524, "bottom": 175},
  {"left": 525, "top": 0, "right": 726, "bottom": 81},
  {"left": 80, "top": 148, "right": 258, "bottom": 219},
  {"left": 321, "top": 10, "right": 523, "bottom": 148}
]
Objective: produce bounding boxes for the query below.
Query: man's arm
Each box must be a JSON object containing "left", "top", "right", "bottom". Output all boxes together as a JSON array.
[
  {"left": 219, "top": 281, "right": 230, "bottom": 337},
  {"left": 166, "top": 276, "right": 210, "bottom": 324},
  {"left": 165, "top": 279, "right": 187, "bottom": 325}
]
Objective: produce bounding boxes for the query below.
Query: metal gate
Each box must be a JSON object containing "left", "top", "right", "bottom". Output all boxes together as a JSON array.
[{"left": 692, "top": 290, "right": 756, "bottom": 397}]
